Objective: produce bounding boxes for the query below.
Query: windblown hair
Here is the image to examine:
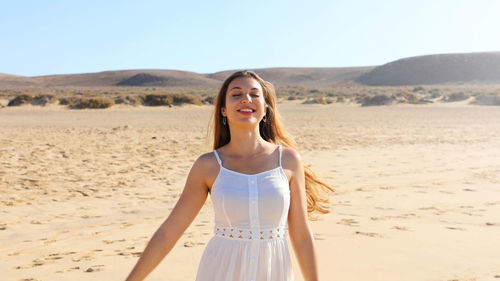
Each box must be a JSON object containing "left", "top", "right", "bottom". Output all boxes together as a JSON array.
[{"left": 207, "top": 70, "right": 334, "bottom": 219}]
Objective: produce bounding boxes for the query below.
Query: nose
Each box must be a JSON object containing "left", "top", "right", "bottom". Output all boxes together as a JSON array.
[{"left": 241, "top": 93, "right": 252, "bottom": 103}]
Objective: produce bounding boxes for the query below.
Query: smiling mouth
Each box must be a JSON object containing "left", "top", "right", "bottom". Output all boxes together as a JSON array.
[{"left": 237, "top": 109, "right": 255, "bottom": 113}]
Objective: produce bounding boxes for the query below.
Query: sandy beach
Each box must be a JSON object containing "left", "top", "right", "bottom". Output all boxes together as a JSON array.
[{"left": 1, "top": 101, "right": 500, "bottom": 281}]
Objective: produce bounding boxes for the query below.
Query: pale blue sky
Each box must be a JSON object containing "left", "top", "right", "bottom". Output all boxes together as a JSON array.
[{"left": 1, "top": 0, "right": 499, "bottom": 76}]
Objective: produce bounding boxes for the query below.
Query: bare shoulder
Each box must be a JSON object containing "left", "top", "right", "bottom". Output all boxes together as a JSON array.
[
  {"left": 282, "top": 147, "right": 302, "bottom": 167},
  {"left": 281, "top": 147, "right": 304, "bottom": 181},
  {"left": 193, "top": 151, "right": 219, "bottom": 172},
  {"left": 191, "top": 151, "right": 220, "bottom": 190}
]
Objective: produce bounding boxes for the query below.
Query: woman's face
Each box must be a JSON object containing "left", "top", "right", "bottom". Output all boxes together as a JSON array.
[{"left": 222, "top": 76, "right": 267, "bottom": 127}]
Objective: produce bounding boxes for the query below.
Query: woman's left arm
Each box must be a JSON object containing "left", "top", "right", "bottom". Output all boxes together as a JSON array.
[{"left": 285, "top": 149, "right": 320, "bottom": 281}]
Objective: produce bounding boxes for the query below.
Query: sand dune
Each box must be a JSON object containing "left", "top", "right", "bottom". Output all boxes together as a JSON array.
[{"left": 1, "top": 102, "right": 500, "bottom": 280}]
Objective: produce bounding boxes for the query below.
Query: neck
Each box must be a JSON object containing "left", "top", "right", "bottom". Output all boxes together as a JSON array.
[{"left": 225, "top": 124, "right": 270, "bottom": 157}]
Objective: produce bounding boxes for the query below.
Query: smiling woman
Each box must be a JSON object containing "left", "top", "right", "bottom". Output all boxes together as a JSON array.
[{"left": 125, "top": 70, "right": 334, "bottom": 281}]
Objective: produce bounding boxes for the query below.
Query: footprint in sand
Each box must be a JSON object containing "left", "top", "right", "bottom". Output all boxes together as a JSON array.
[
  {"left": 370, "top": 216, "right": 388, "bottom": 221},
  {"left": 374, "top": 206, "right": 394, "bottom": 211},
  {"left": 419, "top": 206, "right": 439, "bottom": 211},
  {"left": 336, "top": 200, "right": 351, "bottom": 206},
  {"left": 84, "top": 264, "right": 106, "bottom": 272},
  {"left": 102, "top": 238, "right": 126, "bottom": 244},
  {"left": 55, "top": 266, "right": 80, "bottom": 273},
  {"left": 446, "top": 226, "right": 465, "bottom": 231},
  {"left": 117, "top": 250, "right": 143, "bottom": 257},
  {"left": 313, "top": 233, "right": 326, "bottom": 240},
  {"left": 392, "top": 226, "right": 410, "bottom": 231},
  {"left": 71, "top": 254, "right": 94, "bottom": 262},
  {"left": 486, "top": 201, "right": 500, "bottom": 206},
  {"left": 337, "top": 218, "right": 359, "bottom": 227},
  {"left": 354, "top": 231, "right": 384, "bottom": 238},
  {"left": 44, "top": 254, "right": 63, "bottom": 261},
  {"left": 439, "top": 190, "right": 454, "bottom": 194},
  {"left": 14, "top": 258, "right": 45, "bottom": 269}
]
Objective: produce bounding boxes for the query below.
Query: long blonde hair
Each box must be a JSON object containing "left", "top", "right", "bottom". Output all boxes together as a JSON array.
[{"left": 207, "top": 70, "right": 334, "bottom": 219}]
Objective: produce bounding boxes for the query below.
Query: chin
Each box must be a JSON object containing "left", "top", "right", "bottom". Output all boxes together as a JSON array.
[{"left": 230, "top": 120, "right": 260, "bottom": 127}]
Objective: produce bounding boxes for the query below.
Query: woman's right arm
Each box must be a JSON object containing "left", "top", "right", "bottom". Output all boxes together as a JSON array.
[{"left": 125, "top": 155, "right": 211, "bottom": 281}]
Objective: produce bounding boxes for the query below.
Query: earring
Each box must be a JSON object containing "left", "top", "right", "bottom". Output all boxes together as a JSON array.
[
  {"left": 262, "top": 115, "right": 267, "bottom": 123},
  {"left": 222, "top": 116, "right": 227, "bottom": 125}
]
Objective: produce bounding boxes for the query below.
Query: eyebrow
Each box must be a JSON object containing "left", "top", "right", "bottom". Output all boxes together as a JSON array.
[{"left": 229, "top": 86, "right": 260, "bottom": 91}]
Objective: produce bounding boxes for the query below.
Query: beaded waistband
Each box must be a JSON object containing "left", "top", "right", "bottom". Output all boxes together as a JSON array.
[{"left": 214, "top": 225, "right": 287, "bottom": 241}]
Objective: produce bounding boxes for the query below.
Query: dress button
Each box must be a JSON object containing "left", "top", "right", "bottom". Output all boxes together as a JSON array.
[
  {"left": 252, "top": 217, "right": 257, "bottom": 220},
  {"left": 250, "top": 257, "right": 256, "bottom": 261}
]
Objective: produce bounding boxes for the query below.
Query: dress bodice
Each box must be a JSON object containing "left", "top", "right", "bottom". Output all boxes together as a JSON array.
[{"left": 211, "top": 145, "right": 290, "bottom": 230}]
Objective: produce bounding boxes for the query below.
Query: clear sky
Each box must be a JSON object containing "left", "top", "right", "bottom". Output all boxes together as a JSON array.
[{"left": 2, "top": 0, "right": 500, "bottom": 76}]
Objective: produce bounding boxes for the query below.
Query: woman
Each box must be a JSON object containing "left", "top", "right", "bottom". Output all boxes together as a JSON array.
[{"left": 126, "top": 70, "right": 334, "bottom": 281}]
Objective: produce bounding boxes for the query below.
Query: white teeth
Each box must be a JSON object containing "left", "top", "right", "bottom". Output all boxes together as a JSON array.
[{"left": 239, "top": 109, "right": 253, "bottom": 112}]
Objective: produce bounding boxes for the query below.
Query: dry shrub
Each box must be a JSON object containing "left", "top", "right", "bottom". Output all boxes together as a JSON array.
[
  {"left": 361, "top": 94, "right": 395, "bottom": 106},
  {"left": 8, "top": 94, "right": 32, "bottom": 106},
  {"left": 428, "top": 89, "right": 441, "bottom": 99},
  {"left": 473, "top": 94, "right": 500, "bottom": 106},
  {"left": 202, "top": 96, "right": 215, "bottom": 104},
  {"left": 115, "top": 95, "right": 142, "bottom": 105},
  {"left": 171, "top": 93, "right": 202, "bottom": 105},
  {"left": 32, "top": 95, "right": 58, "bottom": 105},
  {"left": 412, "top": 86, "right": 425, "bottom": 92},
  {"left": 141, "top": 93, "right": 202, "bottom": 106},
  {"left": 444, "top": 92, "right": 469, "bottom": 102},
  {"left": 58, "top": 96, "right": 80, "bottom": 106},
  {"left": 401, "top": 91, "right": 420, "bottom": 103},
  {"left": 302, "top": 96, "right": 333, "bottom": 105},
  {"left": 69, "top": 97, "right": 114, "bottom": 109},
  {"left": 8, "top": 94, "right": 58, "bottom": 106},
  {"left": 142, "top": 94, "right": 174, "bottom": 106}
]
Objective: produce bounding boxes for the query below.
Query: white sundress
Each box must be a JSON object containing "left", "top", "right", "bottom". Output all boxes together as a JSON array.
[{"left": 194, "top": 145, "right": 293, "bottom": 281}]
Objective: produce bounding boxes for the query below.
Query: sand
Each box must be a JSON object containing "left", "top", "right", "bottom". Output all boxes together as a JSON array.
[{"left": 1, "top": 101, "right": 500, "bottom": 281}]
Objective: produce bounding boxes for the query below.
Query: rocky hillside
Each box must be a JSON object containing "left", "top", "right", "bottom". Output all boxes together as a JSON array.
[
  {"left": 0, "top": 67, "right": 373, "bottom": 88},
  {"left": 2, "top": 51, "right": 500, "bottom": 88},
  {"left": 357, "top": 52, "right": 500, "bottom": 85}
]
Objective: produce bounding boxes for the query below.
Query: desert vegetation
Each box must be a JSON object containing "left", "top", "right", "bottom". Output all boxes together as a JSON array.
[
  {"left": 0, "top": 87, "right": 215, "bottom": 109},
  {"left": 1, "top": 84, "right": 500, "bottom": 109}
]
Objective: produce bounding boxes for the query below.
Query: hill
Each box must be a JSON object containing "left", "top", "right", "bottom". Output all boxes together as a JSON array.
[
  {"left": 0, "top": 73, "right": 42, "bottom": 87},
  {"left": 210, "top": 67, "right": 374, "bottom": 87},
  {"left": 0, "top": 67, "right": 374, "bottom": 88},
  {"left": 357, "top": 52, "right": 500, "bottom": 85},
  {"left": 2, "top": 51, "right": 500, "bottom": 88},
  {"left": 30, "top": 69, "right": 221, "bottom": 88}
]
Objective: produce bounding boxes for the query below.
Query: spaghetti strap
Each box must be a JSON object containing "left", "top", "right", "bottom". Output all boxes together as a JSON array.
[
  {"left": 213, "top": 150, "right": 222, "bottom": 166},
  {"left": 278, "top": 145, "right": 282, "bottom": 167}
]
